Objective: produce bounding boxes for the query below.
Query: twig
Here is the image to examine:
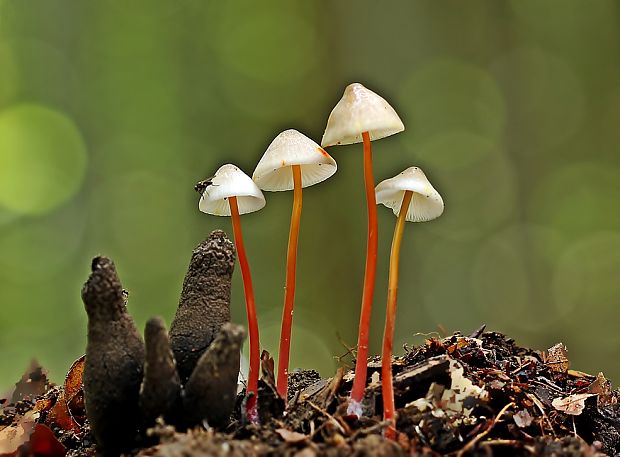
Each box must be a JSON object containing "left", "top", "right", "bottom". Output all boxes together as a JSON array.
[
  {"left": 456, "top": 402, "right": 514, "bottom": 457},
  {"left": 306, "top": 400, "right": 349, "bottom": 435},
  {"left": 526, "top": 392, "right": 556, "bottom": 438},
  {"left": 347, "top": 420, "right": 391, "bottom": 442}
]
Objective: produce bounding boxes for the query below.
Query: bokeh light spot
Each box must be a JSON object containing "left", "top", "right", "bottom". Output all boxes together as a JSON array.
[
  {"left": 409, "top": 131, "right": 518, "bottom": 241},
  {"left": 472, "top": 224, "right": 566, "bottom": 331},
  {"left": 215, "top": 9, "right": 317, "bottom": 84},
  {"left": 0, "top": 204, "right": 86, "bottom": 283},
  {"left": 553, "top": 231, "right": 620, "bottom": 339},
  {"left": 491, "top": 47, "right": 584, "bottom": 154},
  {"left": 528, "top": 162, "right": 620, "bottom": 239},
  {"left": 0, "top": 104, "right": 87, "bottom": 214},
  {"left": 399, "top": 59, "right": 505, "bottom": 144}
]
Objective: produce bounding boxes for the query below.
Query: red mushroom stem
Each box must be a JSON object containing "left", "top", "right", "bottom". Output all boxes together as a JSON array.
[
  {"left": 381, "top": 190, "right": 413, "bottom": 440},
  {"left": 228, "top": 196, "right": 260, "bottom": 421},
  {"left": 276, "top": 164, "right": 303, "bottom": 400},
  {"left": 349, "top": 131, "right": 378, "bottom": 414}
]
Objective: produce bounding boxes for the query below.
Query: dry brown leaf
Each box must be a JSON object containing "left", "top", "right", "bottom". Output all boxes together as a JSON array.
[
  {"left": 0, "top": 410, "right": 37, "bottom": 454},
  {"left": 276, "top": 428, "right": 308, "bottom": 444},
  {"left": 551, "top": 393, "right": 595, "bottom": 415},
  {"left": 588, "top": 372, "right": 616, "bottom": 407},
  {"left": 545, "top": 343, "right": 569, "bottom": 373},
  {"left": 44, "top": 356, "right": 86, "bottom": 433}
]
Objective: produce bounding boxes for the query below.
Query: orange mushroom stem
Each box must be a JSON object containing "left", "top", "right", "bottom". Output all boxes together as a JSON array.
[
  {"left": 349, "top": 131, "right": 378, "bottom": 414},
  {"left": 276, "top": 164, "right": 303, "bottom": 400},
  {"left": 229, "top": 196, "right": 260, "bottom": 421}
]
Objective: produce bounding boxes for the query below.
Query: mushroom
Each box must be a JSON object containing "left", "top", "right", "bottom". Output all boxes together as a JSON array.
[
  {"left": 321, "top": 83, "right": 404, "bottom": 416},
  {"left": 197, "top": 164, "right": 265, "bottom": 421},
  {"left": 253, "top": 129, "right": 337, "bottom": 400},
  {"left": 375, "top": 167, "right": 444, "bottom": 438}
]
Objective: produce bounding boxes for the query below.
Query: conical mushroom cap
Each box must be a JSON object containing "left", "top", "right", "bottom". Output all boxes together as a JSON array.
[
  {"left": 321, "top": 83, "right": 405, "bottom": 147},
  {"left": 253, "top": 129, "right": 337, "bottom": 191},
  {"left": 198, "top": 164, "right": 266, "bottom": 216},
  {"left": 375, "top": 167, "right": 444, "bottom": 222}
]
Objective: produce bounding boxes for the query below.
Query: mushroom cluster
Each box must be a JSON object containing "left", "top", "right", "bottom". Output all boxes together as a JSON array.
[
  {"left": 193, "top": 82, "right": 445, "bottom": 437},
  {"left": 80, "top": 82, "right": 444, "bottom": 453}
]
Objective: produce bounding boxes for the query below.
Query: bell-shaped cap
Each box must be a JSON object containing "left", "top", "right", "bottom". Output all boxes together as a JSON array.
[
  {"left": 375, "top": 167, "right": 444, "bottom": 222},
  {"left": 321, "top": 83, "right": 405, "bottom": 147},
  {"left": 253, "top": 129, "right": 337, "bottom": 191},
  {"left": 198, "top": 164, "right": 266, "bottom": 216}
]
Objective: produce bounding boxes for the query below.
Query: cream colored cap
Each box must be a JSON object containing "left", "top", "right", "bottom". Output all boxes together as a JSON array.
[
  {"left": 198, "top": 164, "right": 266, "bottom": 216},
  {"left": 375, "top": 167, "right": 444, "bottom": 222},
  {"left": 321, "top": 83, "right": 405, "bottom": 147},
  {"left": 252, "top": 129, "right": 337, "bottom": 191}
]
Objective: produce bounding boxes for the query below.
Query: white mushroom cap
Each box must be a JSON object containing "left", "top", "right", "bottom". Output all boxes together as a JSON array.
[
  {"left": 375, "top": 167, "right": 444, "bottom": 222},
  {"left": 252, "top": 129, "right": 337, "bottom": 191},
  {"left": 198, "top": 164, "right": 266, "bottom": 216},
  {"left": 321, "top": 83, "right": 405, "bottom": 147}
]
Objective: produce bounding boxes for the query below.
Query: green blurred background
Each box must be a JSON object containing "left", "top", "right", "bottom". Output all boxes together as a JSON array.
[{"left": 1, "top": 0, "right": 620, "bottom": 389}]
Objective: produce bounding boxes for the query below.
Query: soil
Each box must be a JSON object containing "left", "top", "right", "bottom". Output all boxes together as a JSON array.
[
  {"left": 2, "top": 328, "right": 619, "bottom": 457},
  {"left": 2, "top": 232, "right": 619, "bottom": 456}
]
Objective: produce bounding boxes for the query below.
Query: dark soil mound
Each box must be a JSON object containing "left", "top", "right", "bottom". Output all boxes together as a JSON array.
[{"left": 2, "top": 328, "right": 619, "bottom": 456}]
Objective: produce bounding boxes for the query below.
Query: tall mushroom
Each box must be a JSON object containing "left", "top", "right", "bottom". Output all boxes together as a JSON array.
[
  {"left": 375, "top": 167, "right": 444, "bottom": 439},
  {"left": 253, "top": 129, "right": 337, "bottom": 400},
  {"left": 321, "top": 83, "right": 405, "bottom": 416},
  {"left": 197, "top": 164, "right": 265, "bottom": 421}
]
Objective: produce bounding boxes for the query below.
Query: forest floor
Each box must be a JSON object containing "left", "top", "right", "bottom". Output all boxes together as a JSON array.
[{"left": 1, "top": 327, "right": 619, "bottom": 456}]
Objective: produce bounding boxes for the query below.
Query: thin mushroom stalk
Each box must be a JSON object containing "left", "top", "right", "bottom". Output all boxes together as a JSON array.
[
  {"left": 375, "top": 167, "right": 444, "bottom": 439},
  {"left": 321, "top": 83, "right": 404, "bottom": 416},
  {"left": 252, "top": 129, "right": 337, "bottom": 401},
  {"left": 228, "top": 195, "right": 260, "bottom": 418},
  {"left": 197, "top": 164, "right": 266, "bottom": 422},
  {"left": 381, "top": 190, "right": 412, "bottom": 440},
  {"left": 276, "top": 164, "right": 302, "bottom": 398},
  {"left": 349, "top": 130, "right": 379, "bottom": 413}
]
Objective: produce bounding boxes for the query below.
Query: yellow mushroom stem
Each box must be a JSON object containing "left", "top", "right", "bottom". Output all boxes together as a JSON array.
[
  {"left": 381, "top": 190, "right": 413, "bottom": 440},
  {"left": 276, "top": 164, "right": 303, "bottom": 400}
]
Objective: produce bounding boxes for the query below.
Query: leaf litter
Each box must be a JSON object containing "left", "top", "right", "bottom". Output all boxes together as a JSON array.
[{"left": 3, "top": 329, "right": 620, "bottom": 456}]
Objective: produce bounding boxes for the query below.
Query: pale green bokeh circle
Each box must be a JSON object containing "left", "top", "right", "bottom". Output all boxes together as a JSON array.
[
  {"left": 528, "top": 162, "right": 620, "bottom": 239},
  {"left": 212, "top": 4, "right": 324, "bottom": 118},
  {"left": 0, "top": 204, "right": 87, "bottom": 283},
  {"left": 419, "top": 239, "right": 484, "bottom": 332},
  {"left": 471, "top": 224, "right": 566, "bottom": 331},
  {"left": 0, "top": 43, "right": 19, "bottom": 106},
  {"left": 491, "top": 47, "right": 584, "bottom": 154},
  {"left": 399, "top": 59, "right": 505, "bottom": 144},
  {"left": 553, "top": 231, "right": 620, "bottom": 340},
  {"left": 0, "top": 104, "right": 87, "bottom": 214},
  {"left": 409, "top": 131, "right": 518, "bottom": 241},
  {"left": 214, "top": 2, "right": 318, "bottom": 85}
]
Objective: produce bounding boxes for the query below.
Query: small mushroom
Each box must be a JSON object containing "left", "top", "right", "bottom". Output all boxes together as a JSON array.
[
  {"left": 375, "top": 167, "right": 443, "bottom": 438},
  {"left": 253, "top": 129, "right": 337, "bottom": 401},
  {"left": 197, "top": 164, "right": 265, "bottom": 421},
  {"left": 321, "top": 83, "right": 404, "bottom": 416}
]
